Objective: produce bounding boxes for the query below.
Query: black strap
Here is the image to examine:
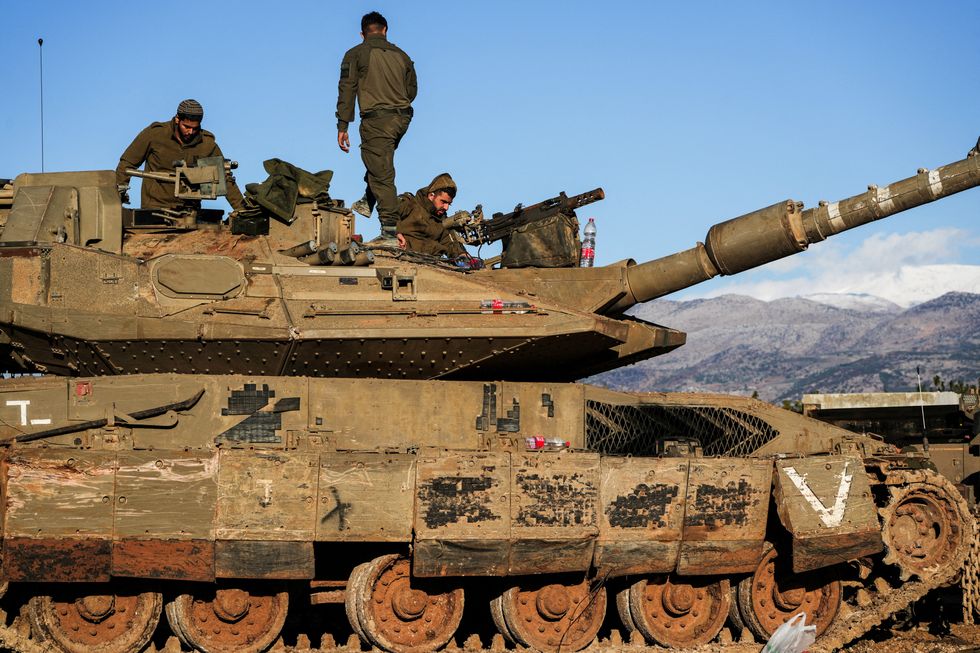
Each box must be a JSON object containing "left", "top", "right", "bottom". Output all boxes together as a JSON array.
[{"left": 362, "top": 107, "right": 414, "bottom": 120}]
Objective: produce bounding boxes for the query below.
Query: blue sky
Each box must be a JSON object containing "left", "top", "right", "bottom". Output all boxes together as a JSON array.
[{"left": 3, "top": 1, "right": 979, "bottom": 303}]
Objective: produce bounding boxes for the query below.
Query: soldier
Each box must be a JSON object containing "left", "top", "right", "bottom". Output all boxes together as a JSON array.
[
  {"left": 395, "top": 173, "right": 467, "bottom": 257},
  {"left": 336, "top": 11, "right": 417, "bottom": 244},
  {"left": 115, "top": 99, "right": 245, "bottom": 212}
]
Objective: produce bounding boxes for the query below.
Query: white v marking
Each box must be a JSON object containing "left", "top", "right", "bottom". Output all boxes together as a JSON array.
[{"left": 784, "top": 461, "right": 853, "bottom": 528}]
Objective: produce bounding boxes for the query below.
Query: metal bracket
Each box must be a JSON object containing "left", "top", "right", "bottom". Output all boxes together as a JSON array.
[{"left": 377, "top": 267, "right": 418, "bottom": 301}]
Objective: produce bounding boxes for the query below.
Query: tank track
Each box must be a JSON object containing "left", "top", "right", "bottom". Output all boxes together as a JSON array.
[
  {"left": 0, "top": 469, "right": 969, "bottom": 653},
  {"left": 0, "top": 566, "right": 959, "bottom": 653}
]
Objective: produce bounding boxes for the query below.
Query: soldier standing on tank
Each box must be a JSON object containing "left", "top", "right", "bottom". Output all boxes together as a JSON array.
[
  {"left": 115, "top": 99, "right": 245, "bottom": 212},
  {"left": 395, "top": 173, "right": 468, "bottom": 257},
  {"left": 336, "top": 11, "right": 417, "bottom": 245}
]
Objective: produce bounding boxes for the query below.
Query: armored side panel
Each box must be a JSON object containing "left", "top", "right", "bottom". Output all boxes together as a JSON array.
[
  {"left": 677, "top": 458, "right": 772, "bottom": 575},
  {"left": 773, "top": 455, "right": 883, "bottom": 572},
  {"left": 595, "top": 456, "right": 687, "bottom": 576}
]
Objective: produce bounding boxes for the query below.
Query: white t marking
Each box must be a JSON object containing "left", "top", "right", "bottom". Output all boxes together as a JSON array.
[
  {"left": 784, "top": 461, "right": 853, "bottom": 528},
  {"left": 5, "top": 399, "right": 52, "bottom": 426}
]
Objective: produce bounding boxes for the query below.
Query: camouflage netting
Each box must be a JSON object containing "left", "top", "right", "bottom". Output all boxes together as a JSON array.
[{"left": 585, "top": 400, "right": 780, "bottom": 456}]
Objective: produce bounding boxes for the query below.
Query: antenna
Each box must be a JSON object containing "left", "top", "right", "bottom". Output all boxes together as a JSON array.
[
  {"left": 916, "top": 365, "right": 929, "bottom": 452},
  {"left": 38, "top": 38, "right": 45, "bottom": 173}
]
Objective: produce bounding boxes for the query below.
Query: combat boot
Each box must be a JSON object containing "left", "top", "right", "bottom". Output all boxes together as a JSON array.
[
  {"left": 351, "top": 196, "right": 372, "bottom": 218},
  {"left": 366, "top": 219, "right": 399, "bottom": 247}
]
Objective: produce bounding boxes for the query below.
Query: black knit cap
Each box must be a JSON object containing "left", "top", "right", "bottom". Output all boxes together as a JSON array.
[{"left": 176, "top": 99, "right": 204, "bottom": 120}]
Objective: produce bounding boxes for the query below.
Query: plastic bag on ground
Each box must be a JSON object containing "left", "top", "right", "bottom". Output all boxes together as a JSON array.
[{"left": 761, "top": 612, "right": 817, "bottom": 653}]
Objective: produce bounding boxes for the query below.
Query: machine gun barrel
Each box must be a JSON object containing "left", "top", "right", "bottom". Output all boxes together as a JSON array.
[
  {"left": 125, "top": 168, "right": 175, "bottom": 183},
  {"left": 610, "top": 152, "right": 980, "bottom": 313},
  {"left": 464, "top": 188, "right": 604, "bottom": 245}
]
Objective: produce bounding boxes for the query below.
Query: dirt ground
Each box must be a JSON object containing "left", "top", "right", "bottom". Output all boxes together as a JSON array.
[{"left": 847, "top": 624, "right": 980, "bottom": 653}]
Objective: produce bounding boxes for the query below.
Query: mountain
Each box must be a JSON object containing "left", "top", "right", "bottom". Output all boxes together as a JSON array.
[
  {"left": 802, "top": 293, "right": 901, "bottom": 313},
  {"left": 592, "top": 292, "right": 980, "bottom": 403}
]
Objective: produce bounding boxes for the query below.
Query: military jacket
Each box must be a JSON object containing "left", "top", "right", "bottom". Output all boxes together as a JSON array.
[
  {"left": 336, "top": 35, "right": 417, "bottom": 131},
  {"left": 115, "top": 121, "right": 245, "bottom": 211},
  {"left": 396, "top": 189, "right": 466, "bottom": 257}
]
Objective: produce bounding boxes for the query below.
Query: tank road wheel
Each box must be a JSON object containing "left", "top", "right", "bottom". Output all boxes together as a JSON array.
[
  {"left": 165, "top": 587, "right": 289, "bottom": 653},
  {"left": 489, "top": 593, "right": 519, "bottom": 645},
  {"left": 736, "top": 548, "right": 841, "bottom": 641},
  {"left": 880, "top": 469, "right": 974, "bottom": 582},
  {"left": 349, "top": 554, "right": 464, "bottom": 653},
  {"left": 614, "top": 585, "right": 638, "bottom": 635},
  {"left": 345, "top": 562, "right": 372, "bottom": 643},
  {"left": 624, "top": 575, "right": 730, "bottom": 648},
  {"left": 496, "top": 579, "right": 607, "bottom": 653},
  {"left": 28, "top": 591, "right": 162, "bottom": 653}
]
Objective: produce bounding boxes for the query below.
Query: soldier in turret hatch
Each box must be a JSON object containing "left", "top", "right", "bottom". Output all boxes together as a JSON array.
[
  {"left": 396, "top": 173, "right": 468, "bottom": 257},
  {"left": 115, "top": 99, "right": 245, "bottom": 212},
  {"left": 336, "top": 11, "right": 417, "bottom": 245}
]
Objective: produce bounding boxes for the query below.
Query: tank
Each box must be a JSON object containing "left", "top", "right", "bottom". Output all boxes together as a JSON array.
[
  {"left": 0, "top": 150, "right": 978, "bottom": 381},
  {"left": 0, "top": 145, "right": 976, "bottom": 653}
]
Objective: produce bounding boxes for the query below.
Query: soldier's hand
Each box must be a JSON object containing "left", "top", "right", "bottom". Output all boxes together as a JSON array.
[
  {"left": 117, "top": 184, "right": 130, "bottom": 205},
  {"left": 396, "top": 233, "right": 407, "bottom": 249},
  {"left": 338, "top": 131, "right": 350, "bottom": 153}
]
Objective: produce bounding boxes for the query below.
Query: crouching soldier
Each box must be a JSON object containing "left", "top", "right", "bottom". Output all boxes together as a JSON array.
[{"left": 395, "top": 173, "right": 467, "bottom": 257}]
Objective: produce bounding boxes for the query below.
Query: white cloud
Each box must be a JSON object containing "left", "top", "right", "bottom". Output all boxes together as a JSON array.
[{"left": 689, "top": 228, "right": 980, "bottom": 307}]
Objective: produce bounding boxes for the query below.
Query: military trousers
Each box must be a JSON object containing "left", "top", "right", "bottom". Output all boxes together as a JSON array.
[{"left": 359, "top": 114, "right": 411, "bottom": 233}]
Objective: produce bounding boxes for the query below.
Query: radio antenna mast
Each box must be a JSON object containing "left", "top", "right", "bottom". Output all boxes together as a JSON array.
[{"left": 38, "top": 38, "right": 45, "bottom": 173}]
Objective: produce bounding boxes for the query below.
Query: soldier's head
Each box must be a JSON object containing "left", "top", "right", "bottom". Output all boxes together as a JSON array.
[
  {"left": 361, "top": 11, "right": 387, "bottom": 38},
  {"left": 173, "top": 99, "right": 204, "bottom": 144},
  {"left": 426, "top": 173, "right": 457, "bottom": 217}
]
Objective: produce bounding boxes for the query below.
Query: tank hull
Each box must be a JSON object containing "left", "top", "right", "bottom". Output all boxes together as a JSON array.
[{"left": 0, "top": 374, "right": 970, "bottom": 652}]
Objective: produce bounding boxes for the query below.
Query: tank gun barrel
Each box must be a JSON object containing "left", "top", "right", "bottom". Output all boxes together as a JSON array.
[{"left": 614, "top": 151, "right": 980, "bottom": 313}]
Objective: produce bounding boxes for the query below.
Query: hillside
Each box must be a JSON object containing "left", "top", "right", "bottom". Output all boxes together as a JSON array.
[{"left": 592, "top": 292, "right": 980, "bottom": 402}]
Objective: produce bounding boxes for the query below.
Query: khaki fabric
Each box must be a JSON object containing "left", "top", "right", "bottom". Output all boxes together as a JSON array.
[
  {"left": 501, "top": 213, "right": 581, "bottom": 268},
  {"left": 336, "top": 35, "right": 417, "bottom": 132},
  {"left": 396, "top": 185, "right": 466, "bottom": 258},
  {"left": 244, "top": 159, "right": 333, "bottom": 225},
  {"left": 360, "top": 113, "right": 411, "bottom": 226},
  {"left": 116, "top": 120, "right": 245, "bottom": 211},
  {"left": 336, "top": 34, "right": 417, "bottom": 227},
  {"left": 425, "top": 173, "right": 456, "bottom": 197}
]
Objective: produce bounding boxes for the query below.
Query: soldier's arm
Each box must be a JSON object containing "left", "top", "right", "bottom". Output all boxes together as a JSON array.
[
  {"left": 115, "top": 127, "right": 153, "bottom": 188},
  {"left": 336, "top": 49, "right": 359, "bottom": 132},
  {"left": 405, "top": 56, "right": 418, "bottom": 103},
  {"left": 209, "top": 142, "right": 245, "bottom": 211},
  {"left": 439, "top": 228, "right": 466, "bottom": 258}
]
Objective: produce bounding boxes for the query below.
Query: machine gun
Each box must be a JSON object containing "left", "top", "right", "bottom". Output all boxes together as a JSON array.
[
  {"left": 122, "top": 156, "right": 238, "bottom": 229},
  {"left": 453, "top": 188, "right": 604, "bottom": 246},
  {"left": 125, "top": 156, "right": 237, "bottom": 202}
]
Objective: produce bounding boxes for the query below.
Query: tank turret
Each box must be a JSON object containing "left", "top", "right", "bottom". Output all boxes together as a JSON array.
[{"left": 0, "top": 149, "right": 977, "bottom": 382}]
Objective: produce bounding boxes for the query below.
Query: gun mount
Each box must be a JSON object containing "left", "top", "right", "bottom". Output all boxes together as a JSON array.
[
  {"left": 124, "top": 156, "right": 238, "bottom": 202},
  {"left": 0, "top": 146, "right": 977, "bottom": 381},
  {"left": 456, "top": 188, "right": 605, "bottom": 246}
]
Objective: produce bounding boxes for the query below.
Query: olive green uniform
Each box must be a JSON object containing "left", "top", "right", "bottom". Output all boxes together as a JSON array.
[
  {"left": 396, "top": 176, "right": 466, "bottom": 258},
  {"left": 336, "top": 34, "right": 417, "bottom": 234},
  {"left": 115, "top": 121, "right": 245, "bottom": 211}
]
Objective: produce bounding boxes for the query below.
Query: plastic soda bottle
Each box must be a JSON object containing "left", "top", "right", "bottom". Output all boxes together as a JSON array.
[{"left": 580, "top": 218, "right": 596, "bottom": 267}]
